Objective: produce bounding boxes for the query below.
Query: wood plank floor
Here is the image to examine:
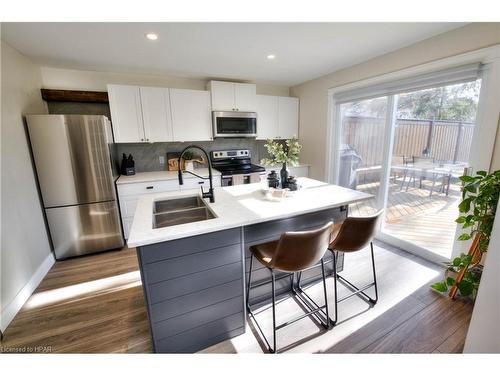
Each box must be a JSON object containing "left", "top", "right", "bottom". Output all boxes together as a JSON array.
[{"left": 0, "top": 242, "right": 473, "bottom": 354}]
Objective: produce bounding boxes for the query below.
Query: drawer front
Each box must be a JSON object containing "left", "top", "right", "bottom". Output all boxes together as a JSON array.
[
  {"left": 155, "top": 312, "right": 244, "bottom": 353},
  {"left": 149, "top": 262, "right": 242, "bottom": 304},
  {"left": 153, "top": 295, "right": 243, "bottom": 340},
  {"left": 117, "top": 180, "right": 180, "bottom": 197},
  {"left": 139, "top": 227, "right": 241, "bottom": 264},
  {"left": 150, "top": 279, "right": 243, "bottom": 323},
  {"left": 144, "top": 244, "right": 241, "bottom": 284}
]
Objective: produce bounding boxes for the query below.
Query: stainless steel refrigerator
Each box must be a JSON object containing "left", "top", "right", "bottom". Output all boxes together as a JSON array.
[{"left": 26, "top": 115, "right": 124, "bottom": 260}]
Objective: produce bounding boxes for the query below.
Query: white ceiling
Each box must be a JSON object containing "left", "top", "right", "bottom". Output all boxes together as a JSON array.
[{"left": 1, "top": 23, "right": 466, "bottom": 86}]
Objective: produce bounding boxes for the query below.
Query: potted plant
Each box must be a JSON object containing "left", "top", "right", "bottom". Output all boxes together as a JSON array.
[
  {"left": 431, "top": 170, "right": 500, "bottom": 299},
  {"left": 182, "top": 150, "right": 195, "bottom": 172},
  {"left": 261, "top": 137, "right": 302, "bottom": 189}
]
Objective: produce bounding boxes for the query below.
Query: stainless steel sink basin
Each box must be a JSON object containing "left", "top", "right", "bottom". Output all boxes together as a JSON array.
[
  {"left": 152, "top": 196, "right": 216, "bottom": 229},
  {"left": 154, "top": 207, "right": 216, "bottom": 229},
  {"left": 154, "top": 196, "right": 205, "bottom": 214}
]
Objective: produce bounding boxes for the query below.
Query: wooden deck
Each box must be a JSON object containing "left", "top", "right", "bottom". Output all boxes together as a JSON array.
[{"left": 349, "top": 177, "right": 461, "bottom": 258}]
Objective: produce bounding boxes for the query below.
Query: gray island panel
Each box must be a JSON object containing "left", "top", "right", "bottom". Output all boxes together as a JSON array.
[
  {"left": 136, "top": 206, "right": 349, "bottom": 353},
  {"left": 137, "top": 227, "right": 245, "bottom": 353}
]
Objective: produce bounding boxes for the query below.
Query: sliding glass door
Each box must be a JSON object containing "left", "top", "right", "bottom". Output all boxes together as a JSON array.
[
  {"left": 338, "top": 96, "right": 388, "bottom": 216},
  {"left": 333, "top": 76, "right": 483, "bottom": 262},
  {"left": 383, "top": 80, "right": 481, "bottom": 259}
]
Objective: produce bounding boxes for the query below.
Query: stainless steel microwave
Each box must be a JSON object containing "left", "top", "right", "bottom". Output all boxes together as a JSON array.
[{"left": 212, "top": 111, "right": 257, "bottom": 138}]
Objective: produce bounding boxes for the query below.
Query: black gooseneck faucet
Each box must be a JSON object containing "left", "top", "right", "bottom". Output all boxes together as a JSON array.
[{"left": 177, "top": 145, "right": 215, "bottom": 203}]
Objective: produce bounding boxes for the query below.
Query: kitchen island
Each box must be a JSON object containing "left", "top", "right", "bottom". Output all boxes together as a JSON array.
[{"left": 127, "top": 178, "right": 371, "bottom": 353}]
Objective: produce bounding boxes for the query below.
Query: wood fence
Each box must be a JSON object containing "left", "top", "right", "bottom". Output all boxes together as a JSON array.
[{"left": 342, "top": 116, "right": 474, "bottom": 168}]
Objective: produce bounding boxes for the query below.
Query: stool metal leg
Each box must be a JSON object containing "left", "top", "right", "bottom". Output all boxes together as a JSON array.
[
  {"left": 294, "top": 259, "right": 334, "bottom": 329},
  {"left": 270, "top": 269, "right": 277, "bottom": 354},
  {"left": 246, "top": 254, "right": 276, "bottom": 353},
  {"left": 320, "top": 259, "right": 332, "bottom": 329},
  {"left": 332, "top": 251, "right": 338, "bottom": 326},
  {"left": 246, "top": 254, "right": 254, "bottom": 312},
  {"left": 370, "top": 242, "right": 379, "bottom": 304},
  {"left": 334, "top": 242, "right": 378, "bottom": 306},
  {"left": 246, "top": 255, "right": 333, "bottom": 353}
]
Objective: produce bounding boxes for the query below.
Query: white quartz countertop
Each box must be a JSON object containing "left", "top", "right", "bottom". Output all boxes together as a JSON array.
[
  {"left": 127, "top": 177, "right": 372, "bottom": 248},
  {"left": 116, "top": 168, "right": 220, "bottom": 185}
]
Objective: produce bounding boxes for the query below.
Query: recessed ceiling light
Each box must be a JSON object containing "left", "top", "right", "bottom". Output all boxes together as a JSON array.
[
  {"left": 146, "top": 33, "right": 158, "bottom": 41},
  {"left": 267, "top": 54, "right": 276, "bottom": 60}
]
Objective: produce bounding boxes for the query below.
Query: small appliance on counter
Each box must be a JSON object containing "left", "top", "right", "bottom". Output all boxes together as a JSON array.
[
  {"left": 210, "top": 149, "right": 266, "bottom": 186},
  {"left": 120, "top": 153, "right": 136, "bottom": 175},
  {"left": 267, "top": 170, "right": 280, "bottom": 188},
  {"left": 286, "top": 176, "right": 299, "bottom": 191}
]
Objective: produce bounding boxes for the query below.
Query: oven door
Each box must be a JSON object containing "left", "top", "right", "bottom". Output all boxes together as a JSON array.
[
  {"left": 221, "top": 176, "right": 233, "bottom": 186},
  {"left": 212, "top": 111, "right": 257, "bottom": 138},
  {"left": 229, "top": 173, "right": 262, "bottom": 185}
]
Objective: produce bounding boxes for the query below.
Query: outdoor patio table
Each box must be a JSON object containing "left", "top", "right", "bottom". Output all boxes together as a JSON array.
[{"left": 391, "top": 163, "right": 466, "bottom": 196}]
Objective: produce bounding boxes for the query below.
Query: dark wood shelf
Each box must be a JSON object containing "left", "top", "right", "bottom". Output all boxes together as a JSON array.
[{"left": 41, "top": 89, "right": 109, "bottom": 103}]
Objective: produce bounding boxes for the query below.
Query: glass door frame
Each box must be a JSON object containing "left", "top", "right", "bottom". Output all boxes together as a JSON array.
[{"left": 326, "top": 46, "right": 500, "bottom": 264}]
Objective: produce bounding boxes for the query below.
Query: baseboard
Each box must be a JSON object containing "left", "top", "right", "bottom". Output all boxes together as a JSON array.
[{"left": 1, "top": 252, "right": 55, "bottom": 332}]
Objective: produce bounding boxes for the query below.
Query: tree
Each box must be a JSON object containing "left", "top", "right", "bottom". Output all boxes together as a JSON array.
[{"left": 397, "top": 80, "right": 481, "bottom": 122}]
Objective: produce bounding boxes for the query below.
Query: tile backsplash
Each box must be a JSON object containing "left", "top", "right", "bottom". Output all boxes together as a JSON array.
[{"left": 116, "top": 139, "right": 271, "bottom": 172}]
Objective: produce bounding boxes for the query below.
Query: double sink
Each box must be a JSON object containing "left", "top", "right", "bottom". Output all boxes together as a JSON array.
[{"left": 153, "top": 196, "right": 216, "bottom": 229}]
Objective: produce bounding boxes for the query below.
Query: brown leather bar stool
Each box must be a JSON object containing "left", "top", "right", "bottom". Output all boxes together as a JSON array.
[
  {"left": 246, "top": 221, "right": 333, "bottom": 353},
  {"left": 325, "top": 210, "right": 384, "bottom": 325}
]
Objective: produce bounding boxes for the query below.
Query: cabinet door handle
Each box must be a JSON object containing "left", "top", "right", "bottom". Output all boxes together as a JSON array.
[{"left": 146, "top": 186, "right": 154, "bottom": 190}]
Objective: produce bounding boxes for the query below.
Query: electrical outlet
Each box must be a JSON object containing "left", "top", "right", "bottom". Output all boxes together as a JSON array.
[{"left": 159, "top": 155, "right": 165, "bottom": 165}]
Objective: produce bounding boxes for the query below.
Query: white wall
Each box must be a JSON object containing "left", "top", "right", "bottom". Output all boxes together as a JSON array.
[
  {"left": 464, "top": 202, "right": 500, "bottom": 352},
  {"left": 40, "top": 66, "right": 290, "bottom": 97},
  {"left": 1, "top": 41, "right": 54, "bottom": 332},
  {"left": 290, "top": 23, "right": 500, "bottom": 180}
]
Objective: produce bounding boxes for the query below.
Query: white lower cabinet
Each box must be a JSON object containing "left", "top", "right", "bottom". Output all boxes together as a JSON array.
[
  {"left": 117, "top": 175, "right": 221, "bottom": 240},
  {"left": 117, "top": 179, "right": 180, "bottom": 240}
]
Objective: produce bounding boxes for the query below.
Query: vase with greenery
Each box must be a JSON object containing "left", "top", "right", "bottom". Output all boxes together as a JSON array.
[
  {"left": 261, "top": 138, "right": 302, "bottom": 189},
  {"left": 431, "top": 170, "right": 500, "bottom": 298}
]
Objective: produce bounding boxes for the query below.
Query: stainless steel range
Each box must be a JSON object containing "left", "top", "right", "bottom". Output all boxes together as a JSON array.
[{"left": 210, "top": 149, "right": 266, "bottom": 186}]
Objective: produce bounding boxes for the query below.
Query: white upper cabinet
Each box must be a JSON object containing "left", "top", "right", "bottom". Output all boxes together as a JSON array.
[
  {"left": 108, "top": 84, "right": 145, "bottom": 143},
  {"left": 278, "top": 96, "right": 299, "bottom": 139},
  {"left": 108, "top": 84, "right": 174, "bottom": 143},
  {"left": 170, "top": 89, "right": 212, "bottom": 142},
  {"left": 256, "top": 95, "right": 299, "bottom": 140},
  {"left": 233, "top": 83, "right": 257, "bottom": 111},
  {"left": 256, "top": 95, "right": 279, "bottom": 140},
  {"left": 209, "top": 81, "right": 257, "bottom": 112},
  {"left": 139, "top": 87, "right": 173, "bottom": 142},
  {"left": 209, "top": 81, "right": 235, "bottom": 111}
]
